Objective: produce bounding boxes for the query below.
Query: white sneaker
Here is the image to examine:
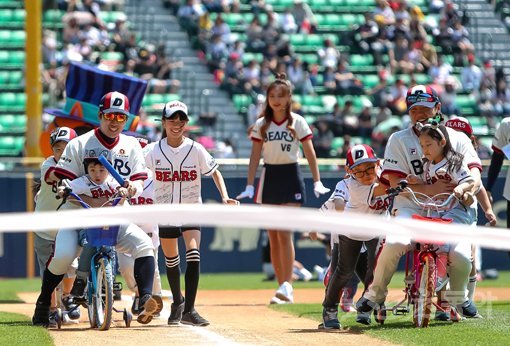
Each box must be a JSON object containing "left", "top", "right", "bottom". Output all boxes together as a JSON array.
[
  {"left": 275, "top": 282, "right": 294, "bottom": 303},
  {"left": 269, "top": 296, "right": 285, "bottom": 304}
]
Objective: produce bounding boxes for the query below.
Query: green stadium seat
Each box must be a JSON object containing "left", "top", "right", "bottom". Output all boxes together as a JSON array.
[
  {"left": 142, "top": 94, "right": 165, "bottom": 107},
  {"left": 330, "top": 136, "right": 344, "bottom": 152},
  {"left": 300, "top": 53, "right": 319, "bottom": 65},
  {"left": 455, "top": 95, "right": 477, "bottom": 115},
  {"left": 0, "top": 115, "right": 26, "bottom": 132},
  {"left": 0, "top": 136, "right": 24, "bottom": 156},
  {"left": 361, "top": 74, "right": 379, "bottom": 88},
  {"left": 350, "top": 54, "right": 374, "bottom": 66},
  {"left": 242, "top": 52, "right": 264, "bottom": 65},
  {"left": 0, "top": 93, "right": 17, "bottom": 106},
  {"left": 101, "top": 51, "right": 124, "bottom": 62},
  {"left": 9, "top": 51, "right": 25, "bottom": 67},
  {"left": 302, "top": 95, "right": 323, "bottom": 107},
  {"left": 232, "top": 94, "right": 251, "bottom": 112},
  {"left": 0, "top": 9, "right": 12, "bottom": 23}
]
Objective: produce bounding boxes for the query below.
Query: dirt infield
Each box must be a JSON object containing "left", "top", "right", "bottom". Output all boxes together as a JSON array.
[{"left": 2, "top": 287, "right": 510, "bottom": 345}]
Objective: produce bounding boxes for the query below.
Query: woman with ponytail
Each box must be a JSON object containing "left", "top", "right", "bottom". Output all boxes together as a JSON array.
[{"left": 237, "top": 74, "right": 330, "bottom": 304}]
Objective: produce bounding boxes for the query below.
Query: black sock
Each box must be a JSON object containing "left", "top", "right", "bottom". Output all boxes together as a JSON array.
[
  {"left": 184, "top": 249, "right": 200, "bottom": 313},
  {"left": 37, "top": 268, "right": 64, "bottom": 306},
  {"left": 134, "top": 256, "right": 155, "bottom": 298},
  {"left": 165, "top": 255, "right": 183, "bottom": 305}
]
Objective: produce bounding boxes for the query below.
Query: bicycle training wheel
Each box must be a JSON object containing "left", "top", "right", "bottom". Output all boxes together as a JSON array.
[
  {"left": 413, "top": 254, "right": 436, "bottom": 328},
  {"left": 93, "top": 256, "right": 114, "bottom": 330}
]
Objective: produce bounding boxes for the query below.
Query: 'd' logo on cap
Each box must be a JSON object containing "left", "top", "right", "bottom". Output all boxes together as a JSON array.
[{"left": 346, "top": 144, "right": 378, "bottom": 169}]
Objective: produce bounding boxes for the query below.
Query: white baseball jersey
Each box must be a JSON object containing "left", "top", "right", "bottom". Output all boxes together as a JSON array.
[
  {"left": 423, "top": 158, "right": 473, "bottom": 186},
  {"left": 129, "top": 170, "right": 159, "bottom": 247},
  {"left": 35, "top": 156, "right": 60, "bottom": 240},
  {"left": 65, "top": 175, "right": 120, "bottom": 198},
  {"left": 492, "top": 118, "right": 510, "bottom": 200},
  {"left": 250, "top": 112, "right": 313, "bottom": 164},
  {"left": 55, "top": 128, "right": 148, "bottom": 183},
  {"left": 382, "top": 126, "right": 481, "bottom": 209},
  {"left": 321, "top": 177, "right": 389, "bottom": 241},
  {"left": 145, "top": 137, "right": 219, "bottom": 204}
]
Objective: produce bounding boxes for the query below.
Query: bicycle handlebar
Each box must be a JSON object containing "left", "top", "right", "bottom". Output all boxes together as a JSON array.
[
  {"left": 57, "top": 187, "right": 122, "bottom": 210},
  {"left": 386, "top": 180, "right": 459, "bottom": 212}
]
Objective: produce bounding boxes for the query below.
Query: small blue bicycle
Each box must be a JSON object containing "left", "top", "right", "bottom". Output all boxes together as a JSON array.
[{"left": 58, "top": 189, "right": 132, "bottom": 330}]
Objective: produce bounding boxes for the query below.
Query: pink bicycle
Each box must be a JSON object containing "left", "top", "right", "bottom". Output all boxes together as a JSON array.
[{"left": 378, "top": 180, "right": 463, "bottom": 328}]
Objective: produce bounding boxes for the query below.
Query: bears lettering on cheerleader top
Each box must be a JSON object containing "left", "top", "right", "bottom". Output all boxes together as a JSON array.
[{"left": 154, "top": 170, "right": 198, "bottom": 182}]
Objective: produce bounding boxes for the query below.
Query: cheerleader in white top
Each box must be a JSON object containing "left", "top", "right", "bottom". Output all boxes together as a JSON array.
[
  {"left": 237, "top": 74, "right": 330, "bottom": 304},
  {"left": 144, "top": 101, "right": 239, "bottom": 326}
]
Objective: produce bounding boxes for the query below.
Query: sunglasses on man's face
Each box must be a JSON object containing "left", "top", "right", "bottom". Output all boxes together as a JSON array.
[
  {"left": 103, "top": 112, "right": 128, "bottom": 122},
  {"left": 406, "top": 93, "right": 436, "bottom": 106}
]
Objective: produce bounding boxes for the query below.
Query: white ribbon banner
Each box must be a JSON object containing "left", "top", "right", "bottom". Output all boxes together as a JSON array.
[{"left": 0, "top": 204, "right": 509, "bottom": 250}]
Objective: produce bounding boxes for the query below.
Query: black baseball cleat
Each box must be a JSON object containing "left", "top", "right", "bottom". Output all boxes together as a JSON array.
[
  {"left": 70, "top": 278, "right": 86, "bottom": 299},
  {"left": 32, "top": 303, "right": 50, "bottom": 328},
  {"left": 168, "top": 301, "right": 185, "bottom": 325},
  {"left": 181, "top": 309, "right": 210, "bottom": 326},
  {"left": 137, "top": 294, "right": 164, "bottom": 324},
  {"left": 131, "top": 296, "right": 141, "bottom": 316}
]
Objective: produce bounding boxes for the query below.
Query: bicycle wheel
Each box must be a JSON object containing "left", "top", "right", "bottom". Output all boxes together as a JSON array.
[
  {"left": 413, "top": 253, "right": 436, "bottom": 328},
  {"left": 92, "top": 256, "right": 113, "bottom": 330}
]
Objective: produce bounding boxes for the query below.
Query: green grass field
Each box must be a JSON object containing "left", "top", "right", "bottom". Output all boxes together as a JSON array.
[
  {"left": 0, "top": 311, "right": 52, "bottom": 345},
  {"left": 1, "top": 272, "right": 509, "bottom": 345},
  {"left": 272, "top": 302, "right": 510, "bottom": 345}
]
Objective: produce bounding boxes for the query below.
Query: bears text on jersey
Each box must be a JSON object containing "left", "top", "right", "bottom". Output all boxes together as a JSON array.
[{"left": 155, "top": 169, "right": 198, "bottom": 182}]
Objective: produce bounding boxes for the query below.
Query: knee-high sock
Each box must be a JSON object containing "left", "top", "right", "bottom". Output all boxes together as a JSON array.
[
  {"left": 37, "top": 268, "right": 64, "bottom": 306},
  {"left": 467, "top": 275, "right": 477, "bottom": 301},
  {"left": 165, "top": 255, "right": 183, "bottom": 304},
  {"left": 134, "top": 256, "right": 155, "bottom": 298},
  {"left": 184, "top": 249, "right": 200, "bottom": 313}
]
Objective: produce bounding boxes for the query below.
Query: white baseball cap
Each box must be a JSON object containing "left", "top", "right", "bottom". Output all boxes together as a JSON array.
[{"left": 162, "top": 101, "right": 189, "bottom": 120}]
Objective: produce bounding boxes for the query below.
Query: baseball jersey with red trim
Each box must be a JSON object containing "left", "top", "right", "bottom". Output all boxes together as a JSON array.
[
  {"left": 250, "top": 112, "right": 313, "bottom": 164},
  {"left": 65, "top": 175, "right": 120, "bottom": 199},
  {"left": 492, "top": 117, "right": 510, "bottom": 199},
  {"left": 55, "top": 128, "right": 148, "bottom": 182},
  {"left": 145, "top": 137, "right": 219, "bottom": 204},
  {"left": 129, "top": 170, "right": 159, "bottom": 244},
  {"left": 382, "top": 126, "right": 481, "bottom": 209},
  {"left": 35, "top": 156, "right": 60, "bottom": 240},
  {"left": 423, "top": 158, "right": 473, "bottom": 186}
]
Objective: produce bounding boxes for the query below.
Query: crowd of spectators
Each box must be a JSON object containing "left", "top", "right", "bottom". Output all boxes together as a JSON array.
[
  {"left": 171, "top": 0, "right": 501, "bottom": 159},
  {"left": 42, "top": 0, "right": 183, "bottom": 99}
]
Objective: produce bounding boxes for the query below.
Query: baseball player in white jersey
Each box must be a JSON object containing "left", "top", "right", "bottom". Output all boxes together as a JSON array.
[
  {"left": 144, "top": 100, "right": 238, "bottom": 326},
  {"left": 356, "top": 85, "right": 482, "bottom": 325},
  {"left": 118, "top": 137, "right": 162, "bottom": 316},
  {"left": 34, "top": 127, "right": 80, "bottom": 324},
  {"left": 33, "top": 91, "right": 162, "bottom": 327}
]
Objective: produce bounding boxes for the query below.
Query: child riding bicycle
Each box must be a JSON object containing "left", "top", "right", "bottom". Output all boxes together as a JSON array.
[
  {"left": 58, "top": 157, "right": 129, "bottom": 305},
  {"left": 356, "top": 86, "right": 481, "bottom": 325}
]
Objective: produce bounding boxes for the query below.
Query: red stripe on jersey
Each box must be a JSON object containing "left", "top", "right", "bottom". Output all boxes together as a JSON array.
[
  {"left": 272, "top": 118, "right": 287, "bottom": 126},
  {"left": 300, "top": 134, "right": 313, "bottom": 142},
  {"left": 94, "top": 128, "right": 120, "bottom": 149},
  {"left": 250, "top": 137, "right": 262, "bottom": 142},
  {"left": 467, "top": 162, "right": 483, "bottom": 172},
  {"left": 381, "top": 169, "right": 407, "bottom": 178},
  {"left": 53, "top": 167, "right": 78, "bottom": 180},
  {"left": 130, "top": 172, "right": 148, "bottom": 181},
  {"left": 44, "top": 167, "right": 55, "bottom": 184},
  {"left": 492, "top": 145, "right": 503, "bottom": 154}
]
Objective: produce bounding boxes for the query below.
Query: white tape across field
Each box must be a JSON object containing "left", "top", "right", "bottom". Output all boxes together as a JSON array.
[{"left": 0, "top": 204, "right": 509, "bottom": 250}]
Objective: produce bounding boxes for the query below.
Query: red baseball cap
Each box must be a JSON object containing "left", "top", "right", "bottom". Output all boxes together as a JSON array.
[
  {"left": 346, "top": 144, "right": 378, "bottom": 169},
  {"left": 99, "top": 91, "right": 130, "bottom": 116},
  {"left": 50, "top": 127, "right": 77, "bottom": 146},
  {"left": 445, "top": 116, "right": 473, "bottom": 136}
]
